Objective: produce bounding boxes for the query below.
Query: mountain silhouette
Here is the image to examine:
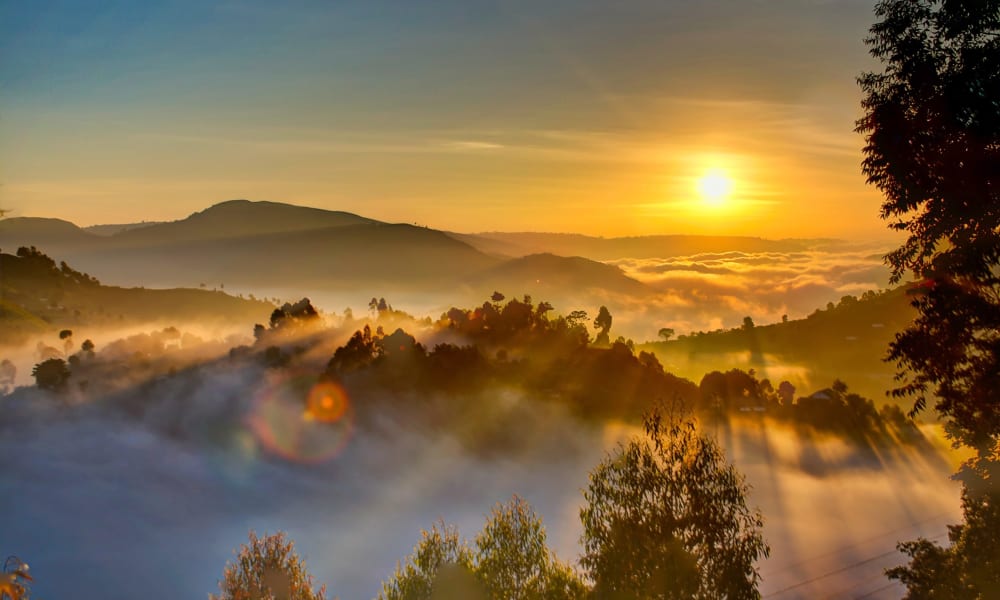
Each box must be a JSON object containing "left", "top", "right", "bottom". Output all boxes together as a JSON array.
[
  {"left": 105, "top": 199, "right": 377, "bottom": 246},
  {"left": 0, "top": 217, "right": 101, "bottom": 251}
]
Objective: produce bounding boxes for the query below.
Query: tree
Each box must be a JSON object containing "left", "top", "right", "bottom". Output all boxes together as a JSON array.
[
  {"left": 210, "top": 531, "right": 327, "bottom": 600},
  {"left": 657, "top": 328, "right": 675, "bottom": 343},
  {"left": 31, "top": 358, "right": 70, "bottom": 391},
  {"left": 888, "top": 476, "right": 1000, "bottom": 598},
  {"left": 580, "top": 409, "right": 768, "bottom": 599},
  {"left": 593, "top": 306, "right": 613, "bottom": 346},
  {"left": 858, "top": 0, "right": 1000, "bottom": 451},
  {"left": 59, "top": 329, "right": 73, "bottom": 355},
  {"left": 741, "top": 316, "right": 755, "bottom": 331},
  {"left": 474, "top": 496, "right": 585, "bottom": 600},
  {"left": 857, "top": 2, "right": 1000, "bottom": 596},
  {"left": 378, "top": 520, "right": 480, "bottom": 600}
]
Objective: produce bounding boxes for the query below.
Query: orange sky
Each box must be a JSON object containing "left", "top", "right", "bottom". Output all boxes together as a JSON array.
[{"left": 0, "top": 1, "right": 892, "bottom": 240}]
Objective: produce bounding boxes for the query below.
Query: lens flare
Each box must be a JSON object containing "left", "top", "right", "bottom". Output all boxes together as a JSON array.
[
  {"left": 306, "top": 382, "right": 350, "bottom": 423},
  {"left": 249, "top": 372, "right": 354, "bottom": 464}
]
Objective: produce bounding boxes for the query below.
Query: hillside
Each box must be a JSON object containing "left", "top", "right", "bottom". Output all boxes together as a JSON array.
[
  {"left": 0, "top": 248, "right": 274, "bottom": 346},
  {"left": 638, "top": 286, "right": 917, "bottom": 404},
  {"left": 470, "top": 253, "right": 652, "bottom": 298},
  {"left": 0, "top": 217, "right": 102, "bottom": 252}
]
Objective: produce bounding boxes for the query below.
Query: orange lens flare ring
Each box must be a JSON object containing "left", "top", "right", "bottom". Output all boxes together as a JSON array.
[
  {"left": 248, "top": 372, "right": 354, "bottom": 464},
  {"left": 305, "top": 382, "right": 350, "bottom": 423}
]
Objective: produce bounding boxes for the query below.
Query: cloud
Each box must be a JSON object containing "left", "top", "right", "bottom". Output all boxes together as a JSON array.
[
  {"left": 597, "top": 244, "right": 892, "bottom": 337},
  {"left": 441, "top": 140, "right": 505, "bottom": 151}
]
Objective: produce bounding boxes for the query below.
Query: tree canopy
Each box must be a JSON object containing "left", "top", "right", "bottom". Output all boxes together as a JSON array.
[
  {"left": 857, "top": 0, "right": 1000, "bottom": 457},
  {"left": 210, "top": 531, "right": 327, "bottom": 600},
  {"left": 858, "top": 1, "right": 1000, "bottom": 597},
  {"left": 580, "top": 409, "right": 768, "bottom": 599}
]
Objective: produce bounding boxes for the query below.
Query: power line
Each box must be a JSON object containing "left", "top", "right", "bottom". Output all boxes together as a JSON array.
[
  {"left": 763, "top": 532, "right": 947, "bottom": 599},
  {"left": 761, "top": 510, "right": 953, "bottom": 579},
  {"left": 855, "top": 580, "right": 902, "bottom": 599},
  {"left": 763, "top": 548, "right": 901, "bottom": 598}
]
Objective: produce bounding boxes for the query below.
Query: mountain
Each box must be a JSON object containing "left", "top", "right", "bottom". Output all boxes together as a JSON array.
[
  {"left": 1, "top": 200, "right": 499, "bottom": 291},
  {"left": 105, "top": 199, "right": 378, "bottom": 246},
  {"left": 0, "top": 249, "right": 273, "bottom": 346},
  {"left": 0, "top": 217, "right": 101, "bottom": 251},
  {"left": 86, "top": 221, "right": 502, "bottom": 290},
  {"left": 454, "top": 231, "right": 835, "bottom": 260}
]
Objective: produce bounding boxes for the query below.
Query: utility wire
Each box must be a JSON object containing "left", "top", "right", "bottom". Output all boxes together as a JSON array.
[
  {"left": 761, "top": 511, "right": 952, "bottom": 579},
  {"left": 763, "top": 532, "right": 947, "bottom": 599},
  {"left": 854, "top": 580, "right": 902, "bottom": 599}
]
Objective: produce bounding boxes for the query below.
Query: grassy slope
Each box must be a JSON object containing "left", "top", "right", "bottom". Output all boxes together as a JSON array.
[
  {"left": 638, "top": 286, "right": 916, "bottom": 403},
  {"left": 0, "top": 251, "right": 274, "bottom": 346}
]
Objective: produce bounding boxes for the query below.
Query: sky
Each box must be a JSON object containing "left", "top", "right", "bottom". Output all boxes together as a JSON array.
[{"left": 0, "top": 0, "right": 893, "bottom": 239}]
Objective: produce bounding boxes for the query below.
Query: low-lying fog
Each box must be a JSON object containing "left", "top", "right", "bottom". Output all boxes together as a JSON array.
[
  {"left": 1, "top": 351, "right": 960, "bottom": 600},
  {"left": 229, "top": 242, "right": 895, "bottom": 343}
]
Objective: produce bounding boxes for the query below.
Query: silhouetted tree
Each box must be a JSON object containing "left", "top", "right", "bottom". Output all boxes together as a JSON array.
[
  {"left": 328, "top": 325, "right": 382, "bottom": 373},
  {"left": 593, "top": 306, "right": 613, "bottom": 346},
  {"left": 777, "top": 381, "right": 795, "bottom": 406},
  {"left": 580, "top": 409, "right": 768, "bottom": 599},
  {"left": 657, "top": 327, "right": 675, "bottom": 342},
  {"left": 860, "top": 0, "right": 1000, "bottom": 448},
  {"left": 858, "top": 2, "right": 1000, "bottom": 594},
  {"left": 31, "top": 358, "right": 71, "bottom": 391},
  {"left": 566, "top": 310, "right": 588, "bottom": 328},
  {"left": 59, "top": 329, "right": 73, "bottom": 355},
  {"left": 210, "top": 531, "right": 327, "bottom": 600}
]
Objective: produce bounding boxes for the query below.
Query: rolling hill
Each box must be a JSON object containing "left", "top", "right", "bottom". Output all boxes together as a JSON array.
[
  {"left": 638, "top": 286, "right": 917, "bottom": 404},
  {"left": 0, "top": 248, "right": 274, "bottom": 346}
]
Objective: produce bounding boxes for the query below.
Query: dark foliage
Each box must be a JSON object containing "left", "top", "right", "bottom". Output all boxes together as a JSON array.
[
  {"left": 858, "top": 1, "right": 1000, "bottom": 596},
  {"left": 31, "top": 358, "right": 71, "bottom": 391}
]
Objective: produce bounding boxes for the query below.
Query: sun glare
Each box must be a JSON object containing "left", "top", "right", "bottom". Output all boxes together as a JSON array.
[{"left": 697, "top": 169, "right": 733, "bottom": 207}]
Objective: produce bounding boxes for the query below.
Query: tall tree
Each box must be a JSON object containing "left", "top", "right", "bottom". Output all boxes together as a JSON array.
[
  {"left": 857, "top": 1, "right": 1000, "bottom": 597},
  {"left": 593, "top": 306, "right": 613, "bottom": 346},
  {"left": 857, "top": 0, "right": 1000, "bottom": 458},
  {"left": 580, "top": 409, "right": 768, "bottom": 599}
]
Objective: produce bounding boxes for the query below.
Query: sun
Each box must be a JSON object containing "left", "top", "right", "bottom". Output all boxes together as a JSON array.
[{"left": 697, "top": 169, "right": 733, "bottom": 207}]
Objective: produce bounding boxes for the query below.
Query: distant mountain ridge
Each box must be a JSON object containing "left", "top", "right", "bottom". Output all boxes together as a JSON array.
[
  {"left": 1, "top": 199, "right": 846, "bottom": 314},
  {"left": 1, "top": 201, "right": 653, "bottom": 299},
  {"left": 106, "top": 199, "right": 378, "bottom": 246}
]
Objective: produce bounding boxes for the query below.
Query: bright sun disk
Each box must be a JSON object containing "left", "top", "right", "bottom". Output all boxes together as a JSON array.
[{"left": 697, "top": 169, "right": 733, "bottom": 207}]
